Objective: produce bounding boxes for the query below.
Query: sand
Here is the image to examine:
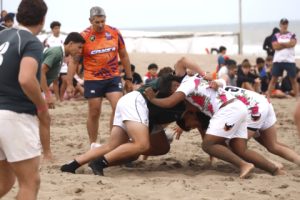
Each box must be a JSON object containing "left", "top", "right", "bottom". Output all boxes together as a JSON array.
[{"left": 3, "top": 53, "right": 300, "bottom": 200}]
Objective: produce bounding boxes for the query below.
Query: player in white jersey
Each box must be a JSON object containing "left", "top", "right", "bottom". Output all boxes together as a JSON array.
[
  {"left": 144, "top": 57, "right": 283, "bottom": 177},
  {"left": 224, "top": 86, "right": 300, "bottom": 166}
]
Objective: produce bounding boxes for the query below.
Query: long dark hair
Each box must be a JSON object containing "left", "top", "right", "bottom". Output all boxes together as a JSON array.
[{"left": 156, "top": 74, "right": 183, "bottom": 98}]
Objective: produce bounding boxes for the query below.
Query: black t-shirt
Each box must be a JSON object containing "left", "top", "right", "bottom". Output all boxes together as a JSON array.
[
  {"left": 0, "top": 28, "right": 43, "bottom": 115},
  {"left": 137, "top": 77, "right": 186, "bottom": 130},
  {"left": 123, "top": 72, "right": 143, "bottom": 84}
]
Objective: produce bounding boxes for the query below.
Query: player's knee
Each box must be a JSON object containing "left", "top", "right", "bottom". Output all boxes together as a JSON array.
[
  {"left": 202, "top": 141, "right": 212, "bottom": 154},
  {"left": 89, "top": 109, "right": 101, "bottom": 118},
  {"left": 135, "top": 141, "right": 151, "bottom": 154},
  {"left": 265, "top": 144, "right": 279, "bottom": 154}
]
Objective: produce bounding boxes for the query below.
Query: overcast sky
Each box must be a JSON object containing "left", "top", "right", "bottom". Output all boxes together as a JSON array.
[{"left": 3, "top": 0, "right": 300, "bottom": 32}]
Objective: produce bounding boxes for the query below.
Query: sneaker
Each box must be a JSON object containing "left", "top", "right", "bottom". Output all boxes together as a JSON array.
[
  {"left": 88, "top": 160, "right": 104, "bottom": 176},
  {"left": 90, "top": 142, "right": 101, "bottom": 150},
  {"left": 60, "top": 163, "right": 76, "bottom": 174}
]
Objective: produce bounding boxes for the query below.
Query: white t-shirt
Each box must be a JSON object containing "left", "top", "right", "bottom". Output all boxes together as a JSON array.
[
  {"left": 44, "top": 34, "right": 65, "bottom": 47},
  {"left": 272, "top": 32, "right": 296, "bottom": 63},
  {"left": 176, "top": 75, "right": 235, "bottom": 117},
  {"left": 218, "top": 66, "right": 228, "bottom": 78}
]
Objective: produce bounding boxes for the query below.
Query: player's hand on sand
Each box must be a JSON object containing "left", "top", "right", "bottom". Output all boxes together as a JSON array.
[
  {"left": 173, "top": 125, "right": 183, "bottom": 140},
  {"left": 45, "top": 95, "right": 55, "bottom": 109}
]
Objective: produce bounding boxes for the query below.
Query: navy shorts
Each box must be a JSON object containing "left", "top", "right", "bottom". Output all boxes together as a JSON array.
[
  {"left": 84, "top": 77, "right": 123, "bottom": 98},
  {"left": 272, "top": 62, "right": 297, "bottom": 78}
]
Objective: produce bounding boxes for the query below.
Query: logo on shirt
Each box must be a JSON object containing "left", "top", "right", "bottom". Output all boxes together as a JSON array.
[
  {"left": 90, "top": 35, "right": 96, "bottom": 42},
  {"left": 105, "top": 32, "right": 112, "bottom": 40},
  {"left": 90, "top": 47, "right": 116, "bottom": 55},
  {"left": 224, "top": 123, "right": 235, "bottom": 131},
  {"left": 0, "top": 42, "right": 9, "bottom": 66}
]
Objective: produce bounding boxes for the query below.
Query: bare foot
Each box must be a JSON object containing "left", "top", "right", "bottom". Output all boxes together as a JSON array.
[
  {"left": 268, "top": 159, "right": 284, "bottom": 170},
  {"left": 273, "top": 168, "right": 286, "bottom": 176},
  {"left": 239, "top": 162, "right": 254, "bottom": 179}
]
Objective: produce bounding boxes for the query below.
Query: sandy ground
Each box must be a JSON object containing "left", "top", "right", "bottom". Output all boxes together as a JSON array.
[{"left": 3, "top": 53, "right": 300, "bottom": 200}]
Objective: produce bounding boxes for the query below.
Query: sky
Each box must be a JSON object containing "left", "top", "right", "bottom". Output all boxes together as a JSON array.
[{"left": 2, "top": 0, "right": 300, "bottom": 32}]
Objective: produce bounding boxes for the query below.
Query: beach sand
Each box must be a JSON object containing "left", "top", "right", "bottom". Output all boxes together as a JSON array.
[{"left": 3, "top": 53, "right": 300, "bottom": 200}]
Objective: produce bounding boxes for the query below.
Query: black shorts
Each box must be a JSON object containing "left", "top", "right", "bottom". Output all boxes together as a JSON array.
[
  {"left": 272, "top": 62, "right": 297, "bottom": 78},
  {"left": 84, "top": 77, "right": 123, "bottom": 98}
]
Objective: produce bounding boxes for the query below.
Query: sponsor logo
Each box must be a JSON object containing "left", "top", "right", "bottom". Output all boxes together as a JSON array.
[
  {"left": 90, "top": 47, "right": 116, "bottom": 55},
  {"left": 0, "top": 42, "right": 10, "bottom": 66},
  {"left": 224, "top": 123, "right": 234, "bottom": 131},
  {"left": 90, "top": 35, "right": 96, "bottom": 41},
  {"left": 90, "top": 90, "right": 95, "bottom": 94},
  {"left": 105, "top": 32, "right": 112, "bottom": 40},
  {"left": 118, "top": 82, "right": 123, "bottom": 89},
  {"left": 251, "top": 113, "right": 261, "bottom": 121}
]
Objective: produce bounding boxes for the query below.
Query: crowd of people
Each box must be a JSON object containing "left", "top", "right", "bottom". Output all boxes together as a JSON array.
[{"left": 1, "top": 1, "right": 300, "bottom": 200}]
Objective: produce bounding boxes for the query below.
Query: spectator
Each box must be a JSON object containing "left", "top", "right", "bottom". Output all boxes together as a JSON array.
[
  {"left": 263, "top": 27, "right": 280, "bottom": 57},
  {"left": 0, "top": 10, "right": 7, "bottom": 23},
  {"left": 43, "top": 21, "right": 64, "bottom": 47},
  {"left": 123, "top": 64, "right": 143, "bottom": 90},
  {"left": 237, "top": 60, "right": 261, "bottom": 93},
  {"left": 218, "top": 59, "right": 238, "bottom": 86},
  {"left": 144, "top": 63, "right": 158, "bottom": 84},
  {"left": 267, "top": 18, "right": 298, "bottom": 99},
  {"left": 256, "top": 57, "right": 269, "bottom": 93},
  {"left": 217, "top": 46, "right": 227, "bottom": 71},
  {"left": 0, "top": 13, "right": 14, "bottom": 31}
]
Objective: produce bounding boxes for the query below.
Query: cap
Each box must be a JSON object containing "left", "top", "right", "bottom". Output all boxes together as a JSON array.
[
  {"left": 90, "top": 6, "right": 105, "bottom": 18},
  {"left": 280, "top": 18, "right": 289, "bottom": 24}
]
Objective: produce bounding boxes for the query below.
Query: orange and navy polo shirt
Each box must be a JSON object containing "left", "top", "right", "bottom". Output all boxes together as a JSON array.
[{"left": 81, "top": 25, "right": 126, "bottom": 80}]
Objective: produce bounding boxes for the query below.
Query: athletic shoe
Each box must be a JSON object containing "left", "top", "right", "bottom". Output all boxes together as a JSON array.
[
  {"left": 88, "top": 160, "right": 104, "bottom": 176},
  {"left": 90, "top": 142, "right": 101, "bottom": 149}
]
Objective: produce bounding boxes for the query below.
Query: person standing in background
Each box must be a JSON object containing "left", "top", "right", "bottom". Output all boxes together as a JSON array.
[
  {"left": 67, "top": 6, "right": 133, "bottom": 147},
  {"left": 43, "top": 21, "right": 66, "bottom": 101},
  {"left": 0, "top": 1, "right": 49, "bottom": 199},
  {"left": 263, "top": 27, "right": 280, "bottom": 57},
  {"left": 267, "top": 18, "right": 298, "bottom": 99},
  {"left": 217, "top": 46, "right": 227, "bottom": 71},
  {"left": 0, "top": 10, "right": 7, "bottom": 23},
  {"left": 0, "top": 13, "right": 14, "bottom": 31}
]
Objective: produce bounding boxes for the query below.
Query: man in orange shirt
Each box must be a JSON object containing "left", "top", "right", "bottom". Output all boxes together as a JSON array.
[{"left": 67, "top": 6, "right": 133, "bottom": 146}]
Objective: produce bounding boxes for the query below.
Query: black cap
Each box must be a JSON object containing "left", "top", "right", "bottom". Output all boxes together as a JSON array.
[{"left": 280, "top": 18, "right": 289, "bottom": 24}]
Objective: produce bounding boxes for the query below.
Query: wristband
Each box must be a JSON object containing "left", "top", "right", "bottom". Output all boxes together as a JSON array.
[{"left": 37, "top": 104, "right": 48, "bottom": 113}]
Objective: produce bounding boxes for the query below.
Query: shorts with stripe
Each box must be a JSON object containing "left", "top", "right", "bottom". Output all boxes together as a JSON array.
[{"left": 113, "top": 91, "right": 149, "bottom": 130}]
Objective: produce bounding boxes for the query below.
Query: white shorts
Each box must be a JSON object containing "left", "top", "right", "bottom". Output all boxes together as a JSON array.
[
  {"left": 0, "top": 110, "right": 41, "bottom": 162},
  {"left": 113, "top": 91, "right": 149, "bottom": 130},
  {"left": 206, "top": 100, "right": 248, "bottom": 139},
  {"left": 247, "top": 99, "right": 277, "bottom": 130}
]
